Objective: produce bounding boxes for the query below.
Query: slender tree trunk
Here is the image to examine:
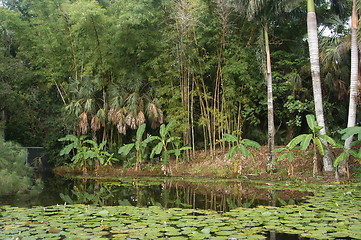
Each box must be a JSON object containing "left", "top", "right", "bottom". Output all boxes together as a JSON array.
[
  {"left": 342, "top": 0, "right": 359, "bottom": 175},
  {"left": 307, "top": 0, "right": 333, "bottom": 172},
  {"left": 264, "top": 26, "right": 275, "bottom": 171}
]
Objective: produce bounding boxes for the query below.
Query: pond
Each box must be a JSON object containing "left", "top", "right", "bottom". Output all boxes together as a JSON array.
[
  {"left": 0, "top": 172, "right": 311, "bottom": 211},
  {"left": 1, "top": 172, "right": 361, "bottom": 240}
]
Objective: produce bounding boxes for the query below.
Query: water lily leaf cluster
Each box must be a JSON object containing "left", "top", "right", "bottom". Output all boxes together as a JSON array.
[{"left": 1, "top": 183, "right": 360, "bottom": 239}]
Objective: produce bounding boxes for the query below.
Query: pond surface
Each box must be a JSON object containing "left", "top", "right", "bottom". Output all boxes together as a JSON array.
[
  {"left": 1, "top": 172, "right": 360, "bottom": 240},
  {"left": 0, "top": 172, "right": 311, "bottom": 212}
]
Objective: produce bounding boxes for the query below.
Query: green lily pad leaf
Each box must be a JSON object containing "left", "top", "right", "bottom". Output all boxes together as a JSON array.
[{"left": 201, "top": 227, "right": 211, "bottom": 234}]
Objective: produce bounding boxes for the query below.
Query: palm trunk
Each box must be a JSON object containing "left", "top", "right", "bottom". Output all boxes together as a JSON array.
[
  {"left": 264, "top": 26, "right": 275, "bottom": 171},
  {"left": 342, "top": 0, "right": 359, "bottom": 175},
  {"left": 307, "top": 0, "right": 333, "bottom": 172}
]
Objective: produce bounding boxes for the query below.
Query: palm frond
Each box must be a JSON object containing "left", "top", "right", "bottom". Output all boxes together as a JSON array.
[
  {"left": 79, "top": 112, "right": 88, "bottom": 134},
  {"left": 91, "top": 114, "right": 100, "bottom": 131}
]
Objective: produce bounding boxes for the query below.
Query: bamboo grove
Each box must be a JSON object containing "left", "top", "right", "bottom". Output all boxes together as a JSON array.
[{"left": 0, "top": 0, "right": 359, "bottom": 165}]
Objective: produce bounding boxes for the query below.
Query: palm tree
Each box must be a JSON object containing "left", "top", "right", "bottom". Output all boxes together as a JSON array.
[
  {"left": 342, "top": 0, "right": 359, "bottom": 174},
  {"left": 306, "top": 0, "right": 334, "bottom": 172},
  {"left": 235, "top": 0, "right": 301, "bottom": 171}
]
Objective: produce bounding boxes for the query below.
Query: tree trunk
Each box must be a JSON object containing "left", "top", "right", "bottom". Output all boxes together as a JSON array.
[
  {"left": 307, "top": 0, "right": 333, "bottom": 172},
  {"left": 264, "top": 26, "right": 275, "bottom": 171},
  {"left": 342, "top": 0, "right": 359, "bottom": 174}
]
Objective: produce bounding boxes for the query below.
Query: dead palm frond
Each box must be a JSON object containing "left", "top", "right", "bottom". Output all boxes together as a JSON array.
[
  {"left": 117, "top": 121, "right": 126, "bottom": 134},
  {"left": 91, "top": 114, "right": 101, "bottom": 131},
  {"left": 108, "top": 108, "right": 118, "bottom": 124},
  {"left": 79, "top": 112, "right": 88, "bottom": 134},
  {"left": 126, "top": 112, "right": 137, "bottom": 129},
  {"left": 137, "top": 111, "right": 146, "bottom": 127}
]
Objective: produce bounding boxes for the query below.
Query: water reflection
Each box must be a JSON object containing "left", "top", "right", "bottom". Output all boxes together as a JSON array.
[
  {"left": 0, "top": 173, "right": 311, "bottom": 211},
  {"left": 58, "top": 178, "right": 311, "bottom": 212}
]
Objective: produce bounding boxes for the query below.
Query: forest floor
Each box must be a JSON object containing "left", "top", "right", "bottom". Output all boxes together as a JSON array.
[{"left": 54, "top": 145, "right": 361, "bottom": 182}]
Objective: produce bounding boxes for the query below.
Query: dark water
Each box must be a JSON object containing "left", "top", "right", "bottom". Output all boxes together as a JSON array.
[{"left": 0, "top": 172, "right": 311, "bottom": 212}]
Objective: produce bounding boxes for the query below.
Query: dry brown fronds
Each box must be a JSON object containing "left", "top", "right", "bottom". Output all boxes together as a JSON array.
[
  {"left": 147, "top": 103, "right": 158, "bottom": 120},
  {"left": 108, "top": 108, "right": 118, "bottom": 124},
  {"left": 79, "top": 112, "right": 88, "bottom": 134},
  {"left": 137, "top": 111, "right": 146, "bottom": 126},
  {"left": 126, "top": 112, "right": 137, "bottom": 129},
  {"left": 117, "top": 121, "right": 126, "bottom": 134},
  {"left": 91, "top": 114, "right": 101, "bottom": 131}
]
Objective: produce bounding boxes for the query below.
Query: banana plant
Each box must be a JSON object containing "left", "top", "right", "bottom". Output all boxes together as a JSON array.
[
  {"left": 150, "top": 120, "right": 177, "bottom": 164},
  {"left": 59, "top": 134, "right": 118, "bottom": 175},
  {"left": 118, "top": 123, "right": 157, "bottom": 172},
  {"left": 59, "top": 134, "right": 91, "bottom": 174},
  {"left": 167, "top": 139, "right": 191, "bottom": 170},
  {"left": 284, "top": 114, "right": 336, "bottom": 177},
  {"left": 272, "top": 146, "right": 306, "bottom": 176},
  {"left": 82, "top": 139, "right": 118, "bottom": 175},
  {"left": 219, "top": 133, "right": 260, "bottom": 174},
  {"left": 334, "top": 126, "right": 361, "bottom": 178}
]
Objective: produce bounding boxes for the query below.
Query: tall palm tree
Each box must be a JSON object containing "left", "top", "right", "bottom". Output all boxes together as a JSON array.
[
  {"left": 306, "top": 0, "right": 334, "bottom": 172},
  {"left": 342, "top": 0, "right": 359, "bottom": 174},
  {"left": 237, "top": 0, "right": 301, "bottom": 171}
]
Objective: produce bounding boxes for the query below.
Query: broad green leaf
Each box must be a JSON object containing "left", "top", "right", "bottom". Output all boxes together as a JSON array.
[
  {"left": 239, "top": 144, "right": 249, "bottom": 158},
  {"left": 179, "top": 146, "right": 192, "bottom": 151},
  {"left": 143, "top": 136, "right": 158, "bottom": 145},
  {"left": 334, "top": 152, "right": 348, "bottom": 167},
  {"left": 287, "top": 152, "right": 294, "bottom": 162},
  {"left": 300, "top": 134, "right": 312, "bottom": 150},
  {"left": 241, "top": 139, "right": 261, "bottom": 149},
  {"left": 164, "top": 120, "right": 176, "bottom": 136},
  {"left": 118, "top": 143, "right": 134, "bottom": 156},
  {"left": 159, "top": 124, "right": 166, "bottom": 139},
  {"left": 294, "top": 152, "right": 306, "bottom": 158},
  {"left": 166, "top": 136, "right": 177, "bottom": 143},
  {"left": 60, "top": 144, "right": 75, "bottom": 156},
  {"left": 314, "top": 138, "right": 325, "bottom": 156},
  {"left": 306, "top": 114, "right": 316, "bottom": 130},
  {"left": 58, "top": 134, "right": 78, "bottom": 142},
  {"left": 272, "top": 147, "right": 288, "bottom": 153},
  {"left": 226, "top": 146, "right": 237, "bottom": 160},
  {"left": 320, "top": 135, "right": 336, "bottom": 146},
  {"left": 339, "top": 126, "right": 361, "bottom": 141},
  {"left": 287, "top": 134, "right": 308, "bottom": 150},
  {"left": 150, "top": 142, "right": 163, "bottom": 158},
  {"left": 99, "top": 140, "right": 107, "bottom": 150},
  {"left": 136, "top": 123, "right": 146, "bottom": 141},
  {"left": 220, "top": 134, "right": 238, "bottom": 143},
  {"left": 277, "top": 153, "right": 288, "bottom": 162},
  {"left": 84, "top": 151, "right": 96, "bottom": 159}
]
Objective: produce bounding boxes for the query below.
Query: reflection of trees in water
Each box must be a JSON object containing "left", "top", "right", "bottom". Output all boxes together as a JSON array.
[{"left": 58, "top": 179, "right": 309, "bottom": 211}]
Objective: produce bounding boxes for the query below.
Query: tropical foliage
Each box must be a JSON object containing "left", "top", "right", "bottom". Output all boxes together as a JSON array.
[
  {"left": 220, "top": 133, "right": 261, "bottom": 174},
  {"left": 0, "top": 0, "right": 359, "bottom": 176}
]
